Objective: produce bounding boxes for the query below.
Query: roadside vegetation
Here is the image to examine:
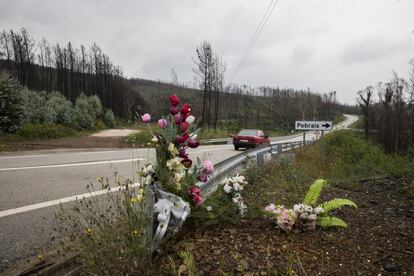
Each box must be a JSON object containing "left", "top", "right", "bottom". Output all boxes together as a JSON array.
[
  {"left": 0, "top": 73, "right": 116, "bottom": 141},
  {"left": 48, "top": 130, "right": 414, "bottom": 275}
]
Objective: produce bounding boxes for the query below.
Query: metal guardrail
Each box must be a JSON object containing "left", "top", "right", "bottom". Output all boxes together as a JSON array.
[{"left": 198, "top": 139, "right": 316, "bottom": 195}]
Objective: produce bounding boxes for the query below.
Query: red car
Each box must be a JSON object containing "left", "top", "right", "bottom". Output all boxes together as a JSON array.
[{"left": 233, "top": 129, "right": 270, "bottom": 150}]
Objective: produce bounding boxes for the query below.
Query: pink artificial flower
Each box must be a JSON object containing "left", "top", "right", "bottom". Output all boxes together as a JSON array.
[
  {"left": 180, "top": 133, "right": 190, "bottom": 144},
  {"left": 170, "top": 106, "right": 179, "bottom": 115},
  {"left": 174, "top": 114, "right": 182, "bottom": 125},
  {"left": 180, "top": 121, "right": 190, "bottom": 132},
  {"left": 141, "top": 113, "right": 151, "bottom": 123},
  {"left": 202, "top": 160, "right": 214, "bottom": 175},
  {"left": 188, "top": 186, "right": 203, "bottom": 207},
  {"left": 198, "top": 173, "right": 208, "bottom": 182},
  {"left": 157, "top": 118, "right": 168, "bottom": 129}
]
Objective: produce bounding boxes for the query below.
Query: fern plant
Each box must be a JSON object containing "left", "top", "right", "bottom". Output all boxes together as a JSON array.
[{"left": 303, "top": 179, "right": 357, "bottom": 228}]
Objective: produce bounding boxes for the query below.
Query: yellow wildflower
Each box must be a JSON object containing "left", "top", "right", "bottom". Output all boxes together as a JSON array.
[
  {"left": 37, "top": 254, "right": 44, "bottom": 262},
  {"left": 131, "top": 197, "right": 138, "bottom": 203},
  {"left": 86, "top": 227, "right": 93, "bottom": 235}
]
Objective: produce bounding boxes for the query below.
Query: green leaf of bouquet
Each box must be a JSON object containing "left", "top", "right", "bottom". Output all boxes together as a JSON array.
[
  {"left": 318, "top": 198, "right": 357, "bottom": 214},
  {"left": 316, "top": 216, "right": 348, "bottom": 228},
  {"left": 303, "top": 179, "right": 326, "bottom": 205}
]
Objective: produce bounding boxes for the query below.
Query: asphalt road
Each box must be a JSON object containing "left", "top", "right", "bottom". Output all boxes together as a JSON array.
[{"left": 0, "top": 114, "right": 357, "bottom": 272}]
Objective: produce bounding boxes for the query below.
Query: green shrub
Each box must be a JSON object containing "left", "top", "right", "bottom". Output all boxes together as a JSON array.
[
  {"left": 104, "top": 109, "right": 116, "bottom": 128},
  {"left": 55, "top": 181, "right": 152, "bottom": 274},
  {"left": 73, "top": 109, "right": 95, "bottom": 130},
  {"left": 0, "top": 73, "right": 24, "bottom": 133},
  {"left": 16, "top": 123, "right": 77, "bottom": 140}
]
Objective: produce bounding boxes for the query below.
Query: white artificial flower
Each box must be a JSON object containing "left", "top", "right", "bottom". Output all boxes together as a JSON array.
[
  {"left": 265, "top": 204, "right": 276, "bottom": 213},
  {"left": 300, "top": 213, "right": 308, "bottom": 219},
  {"left": 235, "top": 175, "right": 245, "bottom": 183},
  {"left": 151, "top": 136, "right": 159, "bottom": 143},
  {"left": 233, "top": 182, "right": 243, "bottom": 191},
  {"left": 314, "top": 207, "right": 324, "bottom": 214},
  {"left": 238, "top": 202, "right": 247, "bottom": 216},
  {"left": 145, "top": 175, "right": 153, "bottom": 185},
  {"left": 293, "top": 204, "right": 305, "bottom": 213},
  {"left": 223, "top": 183, "right": 232, "bottom": 193},
  {"left": 232, "top": 193, "right": 241, "bottom": 203},
  {"left": 206, "top": 206, "right": 213, "bottom": 212},
  {"left": 185, "top": 115, "right": 195, "bottom": 124},
  {"left": 308, "top": 214, "right": 317, "bottom": 221},
  {"left": 146, "top": 164, "right": 154, "bottom": 173},
  {"left": 229, "top": 177, "right": 236, "bottom": 184},
  {"left": 305, "top": 205, "right": 313, "bottom": 213},
  {"left": 174, "top": 173, "right": 182, "bottom": 183}
]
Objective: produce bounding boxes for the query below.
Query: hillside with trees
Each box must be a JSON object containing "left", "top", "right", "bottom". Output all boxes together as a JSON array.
[{"left": 1, "top": 28, "right": 357, "bottom": 134}]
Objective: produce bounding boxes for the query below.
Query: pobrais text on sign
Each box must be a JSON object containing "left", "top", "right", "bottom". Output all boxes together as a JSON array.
[{"left": 295, "top": 121, "right": 333, "bottom": 131}]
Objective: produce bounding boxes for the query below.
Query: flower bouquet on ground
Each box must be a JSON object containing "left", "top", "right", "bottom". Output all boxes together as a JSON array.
[
  {"left": 264, "top": 179, "right": 357, "bottom": 232},
  {"left": 139, "top": 95, "right": 216, "bottom": 248}
]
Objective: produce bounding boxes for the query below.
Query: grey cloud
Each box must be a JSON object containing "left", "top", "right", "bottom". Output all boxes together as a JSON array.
[{"left": 341, "top": 36, "right": 413, "bottom": 65}]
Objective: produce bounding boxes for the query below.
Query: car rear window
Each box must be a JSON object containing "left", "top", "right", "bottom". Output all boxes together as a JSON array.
[{"left": 237, "top": 130, "right": 258, "bottom": 136}]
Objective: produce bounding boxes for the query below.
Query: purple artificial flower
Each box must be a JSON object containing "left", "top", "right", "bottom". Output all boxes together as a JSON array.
[
  {"left": 202, "top": 160, "right": 214, "bottom": 175},
  {"left": 198, "top": 173, "right": 208, "bottom": 182},
  {"left": 141, "top": 113, "right": 151, "bottom": 123},
  {"left": 157, "top": 118, "right": 168, "bottom": 129},
  {"left": 170, "top": 106, "right": 179, "bottom": 115},
  {"left": 188, "top": 139, "right": 199, "bottom": 148}
]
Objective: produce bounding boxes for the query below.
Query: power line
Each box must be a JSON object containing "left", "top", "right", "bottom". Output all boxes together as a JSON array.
[{"left": 231, "top": 0, "right": 280, "bottom": 82}]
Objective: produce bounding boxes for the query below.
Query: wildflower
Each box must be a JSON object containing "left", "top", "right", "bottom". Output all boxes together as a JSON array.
[
  {"left": 223, "top": 183, "right": 232, "bottom": 193},
  {"left": 185, "top": 115, "right": 195, "bottom": 124},
  {"left": 37, "top": 254, "right": 44, "bottom": 262},
  {"left": 206, "top": 206, "right": 213, "bottom": 212},
  {"left": 314, "top": 207, "right": 324, "bottom": 214},
  {"left": 141, "top": 113, "right": 151, "bottom": 123},
  {"left": 131, "top": 197, "right": 138, "bottom": 203},
  {"left": 168, "top": 143, "right": 179, "bottom": 156},
  {"left": 96, "top": 176, "right": 103, "bottom": 182},
  {"left": 86, "top": 227, "right": 93, "bottom": 235},
  {"left": 158, "top": 118, "right": 168, "bottom": 129},
  {"left": 169, "top": 94, "right": 180, "bottom": 106},
  {"left": 136, "top": 189, "right": 145, "bottom": 202},
  {"left": 133, "top": 230, "right": 140, "bottom": 236}
]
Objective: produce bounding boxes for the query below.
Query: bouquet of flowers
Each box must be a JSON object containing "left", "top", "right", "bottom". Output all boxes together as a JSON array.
[
  {"left": 264, "top": 179, "right": 357, "bottom": 232},
  {"left": 140, "top": 94, "right": 214, "bottom": 205}
]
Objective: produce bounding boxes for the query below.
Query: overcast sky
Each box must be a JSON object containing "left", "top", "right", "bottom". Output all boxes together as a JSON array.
[{"left": 1, "top": 0, "right": 413, "bottom": 104}]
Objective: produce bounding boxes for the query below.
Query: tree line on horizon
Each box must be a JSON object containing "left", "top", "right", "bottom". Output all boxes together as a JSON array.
[
  {"left": 0, "top": 28, "right": 144, "bottom": 117},
  {"left": 0, "top": 27, "right": 356, "bottom": 132},
  {"left": 357, "top": 60, "right": 414, "bottom": 154}
]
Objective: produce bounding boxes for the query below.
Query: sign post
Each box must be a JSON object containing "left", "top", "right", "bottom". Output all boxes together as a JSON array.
[{"left": 295, "top": 121, "right": 333, "bottom": 142}]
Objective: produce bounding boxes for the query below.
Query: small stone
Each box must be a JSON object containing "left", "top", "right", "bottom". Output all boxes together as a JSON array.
[{"left": 383, "top": 260, "right": 398, "bottom": 272}]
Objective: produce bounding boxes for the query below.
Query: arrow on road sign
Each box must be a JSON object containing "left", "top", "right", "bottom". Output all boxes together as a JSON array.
[{"left": 322, "top": 123, "right": 331, "bottom": 128}]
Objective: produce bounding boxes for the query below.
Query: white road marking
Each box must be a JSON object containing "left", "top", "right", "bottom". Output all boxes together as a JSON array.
[
  {"left": 0, "top": 154, "right": 48, "bottom": 160},
  {"left": 0, "top": 182, "right": 142, "bottom": 218},
  {"left": 77, "top": 150, "right": 121, "bottom": 155},
  {"left": 0, "top": 158, "right": 144, "bottom": 172}
]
